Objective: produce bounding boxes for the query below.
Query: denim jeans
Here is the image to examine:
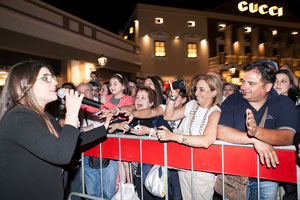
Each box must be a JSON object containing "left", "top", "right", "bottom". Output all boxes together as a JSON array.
[
  {"left": 68, "top": 166, "right": 82, "bottom": 200},
  {"left": 84, "top": 156, "right": 118, "bottom": 199},
  {"left": 247, "top": 177, "right": 278, "bottom": 200}
]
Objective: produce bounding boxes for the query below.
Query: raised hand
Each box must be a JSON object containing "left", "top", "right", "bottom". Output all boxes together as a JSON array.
[{"left": 246, "top": 108, "right": 258, "bottom": 137}]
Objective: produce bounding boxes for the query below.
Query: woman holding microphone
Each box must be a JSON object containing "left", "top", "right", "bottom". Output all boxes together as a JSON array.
[{"left": 0, "top": 60, "right": 111, "bottom": 200}]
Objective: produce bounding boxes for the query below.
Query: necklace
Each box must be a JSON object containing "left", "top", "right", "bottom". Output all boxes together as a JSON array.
[{"left": 188, "top": 102, "right": 211, "bottom": 135}]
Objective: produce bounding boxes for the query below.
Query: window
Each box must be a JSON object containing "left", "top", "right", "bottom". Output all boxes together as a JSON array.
[
  {"left": 155, "top": 17, "right": 164, "bottom": 24},
  {"left": 187, "top": 43, "right": 198, "bottom": 58},
  {"left": 273, "top": 48, "right": 278, "bottom": 56},
  {"left": 154, "top": 41, "right": 166, "bottom": 57},
  {"left": 187, "top": 21, "right": 195, "bottom": 27},
  {"left": 291, "top": 31, "right": 298, "bottom": 35},
  {"left": 219, "top": 44, "right": 225, "bottom": 53},
  {"left": 129, "top": 27, "right": 134, "bottom": 34},
  {"left": 245, "top": 46, "right": 251, "bottom": 54}
]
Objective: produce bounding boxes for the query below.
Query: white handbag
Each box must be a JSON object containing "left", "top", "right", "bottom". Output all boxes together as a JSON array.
[
  {"left": 111, "top": 182, "right": 140, "bottom": 200},
  {"left": 144, "top": 165, "right": 166, "bottom": 198}
]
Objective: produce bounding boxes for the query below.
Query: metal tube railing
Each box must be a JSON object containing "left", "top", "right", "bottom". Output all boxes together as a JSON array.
[{"left": 69, "top": 134, "right": 298, "bottom": 200}]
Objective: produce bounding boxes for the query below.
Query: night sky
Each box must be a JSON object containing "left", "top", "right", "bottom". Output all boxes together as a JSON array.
[{"left": 41, "top": 0, "right": 300, "bottom": 34}]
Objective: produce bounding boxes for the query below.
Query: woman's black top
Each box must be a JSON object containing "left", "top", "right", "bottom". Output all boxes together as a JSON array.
[{"left": 0, "top": 106, "right": 107, "bottom": 200}]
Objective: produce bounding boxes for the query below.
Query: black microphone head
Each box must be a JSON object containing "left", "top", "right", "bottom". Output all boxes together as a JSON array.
[{"left": 57, "top": 88, "right": 65, "bottom": 99}]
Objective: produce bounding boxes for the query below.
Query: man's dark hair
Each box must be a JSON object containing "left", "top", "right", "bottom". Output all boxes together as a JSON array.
[{"left": 244, "top": 62, "right": 276, "bottom": 85}]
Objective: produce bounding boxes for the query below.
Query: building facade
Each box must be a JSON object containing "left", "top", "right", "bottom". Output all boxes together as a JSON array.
[
  {"left": 0, "top": 0, "right": 141, "bottom": 86},
  {"left": 123, "top": 1, "right": 300, "bottom": 84}
]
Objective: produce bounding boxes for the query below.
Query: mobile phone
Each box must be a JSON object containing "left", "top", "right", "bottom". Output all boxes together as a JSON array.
[
  {"left": 172, "top": 80, "right": 186, "bottom": 90},
  {"left": 129, "top": 124, "right": 135, "bottom": 129}
]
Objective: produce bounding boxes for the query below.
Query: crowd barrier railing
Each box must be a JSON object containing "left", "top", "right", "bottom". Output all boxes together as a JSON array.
[{"left": 68, "top": 134, "right": 299, "bottom": 200}]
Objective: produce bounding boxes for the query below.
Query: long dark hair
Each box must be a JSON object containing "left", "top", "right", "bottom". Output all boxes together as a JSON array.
[
  {"left": 145, "top": 76, "right": 164, "bottom": 105},
  {"left": 0, "top": 60, "right": 58, "bottom": 137},
  {"left": 276, "top": 69, "right": 299, "bottom": 102},
  {"left": 110, "top": 74, "right": 131, "bottom": 95}
]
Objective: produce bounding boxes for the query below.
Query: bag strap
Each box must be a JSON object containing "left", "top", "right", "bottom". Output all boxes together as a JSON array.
[{"left": 259, "top": 107, "right": 268, "bottom": 128}]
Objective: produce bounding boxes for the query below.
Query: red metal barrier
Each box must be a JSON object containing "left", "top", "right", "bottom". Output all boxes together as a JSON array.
[{"left": 84, "top": 137, "right": 297, "bottom": 183}]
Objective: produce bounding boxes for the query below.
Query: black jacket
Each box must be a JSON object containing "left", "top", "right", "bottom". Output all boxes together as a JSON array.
[{"left": 0, "top": 106, "right": 107, "bottom": 200}]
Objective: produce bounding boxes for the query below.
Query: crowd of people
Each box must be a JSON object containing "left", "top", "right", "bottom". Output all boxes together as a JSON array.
[{"left": 0, "top": 59, "right": 299, "bottom": 200}]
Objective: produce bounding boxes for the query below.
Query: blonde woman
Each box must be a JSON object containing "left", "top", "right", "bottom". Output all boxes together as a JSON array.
[{"left": 157, "top": 74, "right": 223, "bottom": 200}]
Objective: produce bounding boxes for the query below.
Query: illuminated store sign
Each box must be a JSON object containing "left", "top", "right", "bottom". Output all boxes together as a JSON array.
[{"left": 238, "top": 1, "right": 283, "bottom": 17}]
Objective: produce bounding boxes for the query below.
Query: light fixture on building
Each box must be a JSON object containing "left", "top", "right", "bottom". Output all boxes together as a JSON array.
[
  {"left": 229, "top": 67, "right": 236, "bottom": 75},
  {"left": 291, "top": 31, "right": 298, "bottom": 35},
  {"left": 154, "top": 17, "right": 164, "bottom": 24},
  {"left": 144, "top": 34, "right": 149, "bottom": 38},
  {"left": 174, "top": 36, "right": 179, "bottom": 39},
  {"left": 272, "top": 29, "right": 277, "bottom": 36},
  {"left": 218, "top": 23, "right": 226, "bottom": 31},
  {"left": 187, "top": 21, "right": 195, "bottom": 27},
  {"left": 98, "top": 54, "right": 107, "bottom": 67},
  {"left": 244, "top": 26, "right": 252, "bottom": 33},
  {"left": 129, "top": 27, "right": 134, "bottom": 34},
  {"left": 124, "top": 35, "right": 128, "bottom": 40}
]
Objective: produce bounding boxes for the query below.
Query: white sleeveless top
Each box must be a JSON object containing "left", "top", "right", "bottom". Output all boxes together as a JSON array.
[{"left": 180, "top": 100, "right": 220, "bottom": 136}]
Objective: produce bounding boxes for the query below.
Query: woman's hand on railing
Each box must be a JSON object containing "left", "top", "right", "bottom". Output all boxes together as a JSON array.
[
  {"left": 156, "top": 126, "right": 174, "bottom": 141},
  {"left": 130, "top": 125, "right": 151, "bottom": 136},
  {"left": 108, "top": 121, "right": 130, "bottom": 133},
  {"left": 253, "top": 139, "right": 279, "bottom": 168}
]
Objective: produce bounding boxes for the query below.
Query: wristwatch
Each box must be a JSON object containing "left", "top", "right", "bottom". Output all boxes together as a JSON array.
[{"left": 169, "top": 94, "right": 178, "bottom": 101}]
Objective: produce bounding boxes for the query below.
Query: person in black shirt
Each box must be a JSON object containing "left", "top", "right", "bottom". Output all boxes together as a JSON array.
[{"left": 0, "top": 60, "right": 111, "bottom": 200}]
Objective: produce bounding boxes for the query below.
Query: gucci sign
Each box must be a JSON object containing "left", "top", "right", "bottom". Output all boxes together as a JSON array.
[{"left": 238, "top": 1, "right": 283, "bottom": 17}]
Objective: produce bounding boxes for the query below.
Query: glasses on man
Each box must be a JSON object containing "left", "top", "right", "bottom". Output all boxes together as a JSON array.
[{"left": 37, "top": 74, "right": 56, "bottom": 83}]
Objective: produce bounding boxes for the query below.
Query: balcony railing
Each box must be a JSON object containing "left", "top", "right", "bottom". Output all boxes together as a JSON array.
[{"left": 209, "top": 54, "right": 300, "bottom": 69}]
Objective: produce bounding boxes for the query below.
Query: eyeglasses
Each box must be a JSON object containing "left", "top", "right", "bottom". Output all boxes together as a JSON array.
[
  {"left": 37, "top": 74, "right": 56, "bottom": 83},
  {"left": 129, "top": 86, "right": 137, "bottom": 89}
]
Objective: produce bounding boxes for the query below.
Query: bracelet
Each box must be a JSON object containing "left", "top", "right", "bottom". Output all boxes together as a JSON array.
[
  {"left": 65, "top": 113, "right": 78, "bottom": 120},
  {"left": 114, "top": 107, "right": 120, "bottom": 116},
  {"left": 178, "top": 134, "right": 184, "bottom": 144},
  {"left": 149, "top": 128, "right": 155, "bottom": 137},
  {"left": 170, "top": 95, "right": 178, "bottom": 101}
]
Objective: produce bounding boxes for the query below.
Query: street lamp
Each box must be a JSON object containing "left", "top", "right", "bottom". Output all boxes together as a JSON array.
[{"left": 98, "top": 54, "right": 107, "bottom": 67}]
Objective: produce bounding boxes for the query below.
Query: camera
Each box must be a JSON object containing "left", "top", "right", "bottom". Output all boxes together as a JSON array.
[{"left": 172, "top": 80, "right": 186, "bottom": 90}]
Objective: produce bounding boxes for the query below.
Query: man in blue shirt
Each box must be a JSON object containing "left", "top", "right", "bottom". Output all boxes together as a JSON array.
[{"left": 218, "top": 62, "right": 298, "bottom": 199}]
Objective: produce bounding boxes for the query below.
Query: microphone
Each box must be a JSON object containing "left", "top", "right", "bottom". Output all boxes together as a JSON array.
[{"left": 57, "top": 88, "right": 101, "bottom": 108}]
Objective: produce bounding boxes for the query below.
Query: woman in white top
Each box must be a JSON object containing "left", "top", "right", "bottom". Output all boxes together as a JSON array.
[{"left": 157, "top": 74, "right": 223, "bottom": 200}]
